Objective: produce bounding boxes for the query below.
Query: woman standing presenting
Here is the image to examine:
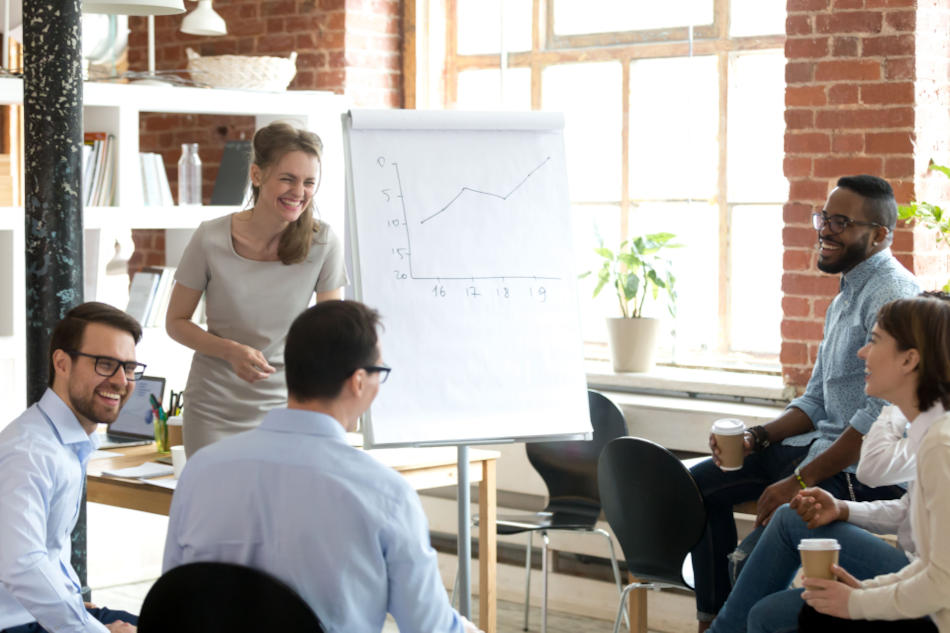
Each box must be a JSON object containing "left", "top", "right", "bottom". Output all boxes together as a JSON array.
[{"left": 166, "top": 122, "right": 346, "bottom": 456}]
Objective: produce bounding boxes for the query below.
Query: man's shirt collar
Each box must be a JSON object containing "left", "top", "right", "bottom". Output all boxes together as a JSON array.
[
  {"left": 37, "top": 388, "right": 99, "bottom": 462},
  {"left": 841, "top": 248, "right": 891, "bottom": 292}
]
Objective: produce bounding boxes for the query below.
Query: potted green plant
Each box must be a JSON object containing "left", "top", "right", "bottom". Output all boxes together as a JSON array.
[
  {"left": 581, "top": 232, "right": 680, "bottom": 372},
  {"left": 898, "top": 161, "right": 950, "bottom": 292}
]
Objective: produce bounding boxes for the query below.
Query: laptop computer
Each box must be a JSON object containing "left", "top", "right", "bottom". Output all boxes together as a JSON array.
[{"left": 100, "top": 376, "right": 166, "bottom": 448}]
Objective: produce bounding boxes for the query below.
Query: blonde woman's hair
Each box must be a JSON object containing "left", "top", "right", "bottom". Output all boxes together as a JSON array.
[{"left": 250, "top": 121, "right": 324, "bottom": 264}]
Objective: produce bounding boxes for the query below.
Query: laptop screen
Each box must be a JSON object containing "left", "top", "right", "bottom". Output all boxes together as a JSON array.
[{"left": 108, "top": 376, "right": 166, "bottom": 440}]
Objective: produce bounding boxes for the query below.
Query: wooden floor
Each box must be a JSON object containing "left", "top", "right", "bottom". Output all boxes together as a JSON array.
[{"left": 94, "top": 578, "right": 672, "bottom": 633}]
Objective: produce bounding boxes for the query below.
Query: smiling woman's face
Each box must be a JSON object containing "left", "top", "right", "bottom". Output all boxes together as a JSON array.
[
  {"left": 857, "top": 323, "right": 914, "bottom": 403},
  {"left": 251, "top": 150, "right": 320, "bottom": 224}
]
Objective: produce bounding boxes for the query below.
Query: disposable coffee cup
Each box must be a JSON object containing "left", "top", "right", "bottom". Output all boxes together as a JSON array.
[
  {"left": 166, "top": 415, "right": 183, "bottom": 447},
  {"left": 712, "top": 418, "right": 746, "bottom": 471},
  {"left": 171, "top": 445, "right": 187, "bottom": 479},
  {"left": 799, "top": 538, "right": 840, "bottom": 580}
]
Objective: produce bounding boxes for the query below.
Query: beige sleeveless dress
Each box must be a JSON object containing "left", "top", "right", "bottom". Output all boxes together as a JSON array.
[{"left": 174, "top": 214, "right": 347, "bottom": 456}]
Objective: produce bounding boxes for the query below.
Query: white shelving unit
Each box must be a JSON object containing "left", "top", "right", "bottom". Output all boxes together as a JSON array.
[{"left": 0, "top": 78, "right": 348, "bottom": 425}]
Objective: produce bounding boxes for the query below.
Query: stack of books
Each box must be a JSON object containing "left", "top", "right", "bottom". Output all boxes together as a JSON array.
[{"left": 82, "top": 132, "right": 116, "bottom": 207}]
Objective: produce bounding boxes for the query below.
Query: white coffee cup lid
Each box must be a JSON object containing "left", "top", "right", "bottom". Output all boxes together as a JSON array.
[
  {"left": 711, "top": 418, "right": 746, "bottom": 435},
  {"left": 798, "top": 538, "right": 840, "bottom": 551},
  {"left": 167, "top": 415, "right": 183, "bottom": 426}
]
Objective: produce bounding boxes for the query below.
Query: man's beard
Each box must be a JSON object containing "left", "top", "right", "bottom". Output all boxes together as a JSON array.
[
  {"left": 817, "top": 232, "right": 871, "bottom": 274},
  {"left": 68, "top": 380, "right": 126, "bottom": 425}
]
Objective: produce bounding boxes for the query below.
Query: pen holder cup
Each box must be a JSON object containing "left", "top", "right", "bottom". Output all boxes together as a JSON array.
[
  {"left": 167, "top": 416, "right": 183, "bottom": 447},
  {"left": 153, "top": 413, "right": 169, "bottom": 454}
]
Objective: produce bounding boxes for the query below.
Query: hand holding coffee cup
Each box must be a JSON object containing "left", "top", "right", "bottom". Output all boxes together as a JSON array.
[
  {"left": 710, "top": 418, "right": 748, "bottom": 471},
  {"left": 799, "top": 538, "right": 841, "bottom": 580}
]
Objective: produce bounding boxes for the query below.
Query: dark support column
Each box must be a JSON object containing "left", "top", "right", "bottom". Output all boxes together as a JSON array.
[{"left": 23, "top": 0, "right": 87, "bottom": 595}]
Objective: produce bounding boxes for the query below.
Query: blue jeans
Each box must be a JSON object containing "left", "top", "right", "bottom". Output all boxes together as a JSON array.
[
  {"left": 689, "top": 443, "right": 905, "bottom": 621},
  {"left": 707, "top": 504, "right": 909, "bottom": 633},
  {"left": 0, "top": 607, "right": 138, "bottom": 633}
]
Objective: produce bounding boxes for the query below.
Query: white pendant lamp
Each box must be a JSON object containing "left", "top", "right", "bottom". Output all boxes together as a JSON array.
[
  {"left": 83, "top": 0, "right": 185, "bottom": 15},
  {"left": 180, "top": 0, "right": 227, "bottom": 36}
]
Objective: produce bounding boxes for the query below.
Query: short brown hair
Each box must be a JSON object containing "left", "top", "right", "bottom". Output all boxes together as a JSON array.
[
  {"left": 285, "top": 301, "right": 381, "bottom": 400},
  {"left": 48, "top": 302, "right": 143, "bottom": 387},
  {"left": 875, "top": 291, "right": 950, "bottom": 411},
  {"left": 250, "top": 121, "right": 324, "bottom": 265}
]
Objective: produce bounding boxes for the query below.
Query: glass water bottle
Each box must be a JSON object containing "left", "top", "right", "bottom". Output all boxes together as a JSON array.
[{"left": 178, "top": 143, "right": 202, "bottom": 206}]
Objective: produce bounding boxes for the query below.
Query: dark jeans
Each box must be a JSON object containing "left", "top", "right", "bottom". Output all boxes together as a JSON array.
[
  {"left": 0, "top": 607, "right": 138, "bottom": 633},
  {"left": 689, "top": 443, "right": 905, "bottom": 621},
  {"left": 799, "top": 604, "right": 937, "bottom": 632}
]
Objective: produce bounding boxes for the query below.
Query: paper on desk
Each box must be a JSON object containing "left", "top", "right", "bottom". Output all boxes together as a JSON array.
[
  {"left": 139, "top": 477, "right": 178, "bottom": 490},
  {"left": 90, "top": 450, "right": 121, "bottom": 460},
  {"left": 102, "top": 462, "right": 174, "bottom": 479}
]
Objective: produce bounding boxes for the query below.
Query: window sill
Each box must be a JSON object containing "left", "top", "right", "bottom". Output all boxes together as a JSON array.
[{"left": 585, "top": 360, "right": 793, "bottom": 405}]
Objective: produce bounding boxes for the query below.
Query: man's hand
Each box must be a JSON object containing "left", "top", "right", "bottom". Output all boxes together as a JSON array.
[
  {"left": 105, "top": 621, "right": 136, "bottom": 633},
  {"left": 708, "top": 432, "right": 754, "bottom": 469},
  {"left": 801, "top": 564, "right": 862, "bottom": 619},
  {"left": 754, "top": 476, "right": 802, "bottom": 526},
  {"left": 790, "top": 487, "right": 848, "bottom": 529}
]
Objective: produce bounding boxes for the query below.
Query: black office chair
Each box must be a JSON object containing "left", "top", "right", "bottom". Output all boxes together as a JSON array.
[
  {"left": 466, "top": 390, "right": 628, "bottom": 633},
  {"left": 138, "top": 562, "right": 325, "bottom": 633},
  {"left": 597, "top": 436, "right": 707, "bottom": 633}
]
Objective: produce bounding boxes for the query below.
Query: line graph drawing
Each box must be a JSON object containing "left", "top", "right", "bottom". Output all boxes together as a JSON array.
[
  {"left": 390, "top": 158, "right": 562, "bottom": 281},
  {"left": 419, "top": 156, "right": 552, "bottom": 225}
]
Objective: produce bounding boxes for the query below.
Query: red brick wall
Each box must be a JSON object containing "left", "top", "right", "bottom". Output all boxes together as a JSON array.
[
  {"left": 781, "top": 0, "right": 950, "bottom": 389},
  {"left": 128, "top": 0, "right": 403, "bottom": 271}
]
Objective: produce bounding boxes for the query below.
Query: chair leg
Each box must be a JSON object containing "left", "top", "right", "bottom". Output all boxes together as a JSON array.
[
  {"left": 594, "top": 528, "right": 630, "bottom": 630},
  {"left": 613, "top": 584, "right": 638, "bottom": 633},
  {"left": 541, "top": 532, "right": 550, "bottom": 633},
  {"left": 523, "top": 532, "right": 532, "bottom": 631}
]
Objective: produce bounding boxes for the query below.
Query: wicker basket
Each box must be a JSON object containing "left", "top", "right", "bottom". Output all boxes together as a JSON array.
[{"left": 186, "top": 48, "right": 298, "bottom": 91}]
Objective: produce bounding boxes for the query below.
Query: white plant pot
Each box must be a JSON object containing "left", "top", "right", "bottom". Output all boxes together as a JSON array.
[{"left": 605, "top": 317, "right": 660, "bottom": 373}]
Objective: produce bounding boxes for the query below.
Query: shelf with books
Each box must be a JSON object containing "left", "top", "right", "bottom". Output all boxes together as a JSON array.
[{"left": 0, "top": 78, "right": 348, "bottom": 427}]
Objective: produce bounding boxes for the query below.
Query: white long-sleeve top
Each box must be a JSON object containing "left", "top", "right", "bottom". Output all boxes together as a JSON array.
[
  {"left": 845, "top": 405, "right": 916, "bottom": 555},
  {"left": 849, "top": 406, "right": 950, "bottom": 630}
]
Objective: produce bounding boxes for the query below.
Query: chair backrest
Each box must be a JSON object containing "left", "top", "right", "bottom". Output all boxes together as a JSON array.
[
  {"left": 526, "top": 390, "right": 628, "bottom": 517},
  {"left": 138, "top": 562, "right": 325, "bottom": 633},
  {"left": 597, "top": 436, "right": 706, "bottom": 588}
]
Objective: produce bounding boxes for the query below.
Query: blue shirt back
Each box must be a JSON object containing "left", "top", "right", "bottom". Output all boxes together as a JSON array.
[{"left": 164, "top": 408, "right": 467, "bottom": 633}]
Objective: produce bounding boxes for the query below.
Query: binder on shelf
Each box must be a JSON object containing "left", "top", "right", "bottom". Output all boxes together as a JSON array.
[
  {"left": 210, "top": 140, "right": 252, "bottom": 206},
  {"left": 126, "top": 269, "right": 161, "bottom": 324},
  {"left": 140, "top": 153, "right": 174, "bottom": 207}
]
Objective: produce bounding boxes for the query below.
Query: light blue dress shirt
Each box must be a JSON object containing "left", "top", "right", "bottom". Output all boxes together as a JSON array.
[
  {"left": 164, "top": 408, "right": 467, "bottom": 633},
  {"left": 0, "top": 389, "right": 107, "bottom": 633},
  {"left": 785, "top": 249, "right": 920, "bottom": 471}
]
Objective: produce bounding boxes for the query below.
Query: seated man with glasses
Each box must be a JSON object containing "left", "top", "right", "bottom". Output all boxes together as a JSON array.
[
  {"left": 0, "top": 302, "right": 143, "bottom": 633},
  {"left": 163, "top": 300, "right": 483, "bottom": 633},
  {"left": 690, "top": 175, "right": 921, "bottom": 632}
]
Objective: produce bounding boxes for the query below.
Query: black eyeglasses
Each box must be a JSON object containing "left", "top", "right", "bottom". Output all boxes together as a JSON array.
[
  {"left": 68, "top": 351, "right": 147, "bottom": 381},
  {"left": 363, "top": 365, "right": 391, "bottom": 383},
  {"left": 812, "top": 211, "right": 884, "bottom": 235}
]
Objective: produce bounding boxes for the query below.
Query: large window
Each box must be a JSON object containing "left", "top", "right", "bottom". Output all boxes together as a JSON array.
[{"left": 409, "top": 0, "right": 787, "bottom": 370}]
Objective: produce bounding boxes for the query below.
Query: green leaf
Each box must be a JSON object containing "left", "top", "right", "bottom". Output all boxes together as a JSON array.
[
  {"left": 930, "top": 162, "right": 950, "bottom": 179},
  {"left": 622, "top": 275, "right": 640, "bottom": 301}
]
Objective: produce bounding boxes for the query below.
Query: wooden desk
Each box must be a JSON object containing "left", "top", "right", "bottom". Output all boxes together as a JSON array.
[{"left": 87, "top": 444, "right": 499, "bottom": 633}]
